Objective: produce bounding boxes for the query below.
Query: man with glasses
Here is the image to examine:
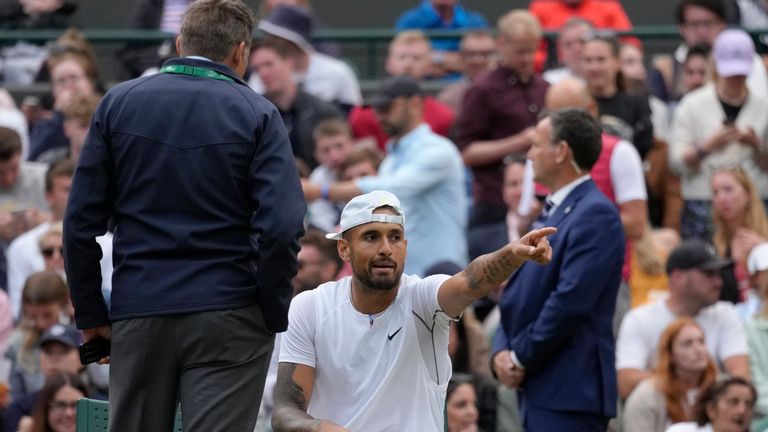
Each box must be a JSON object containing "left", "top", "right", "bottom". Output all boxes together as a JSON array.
[
  {"left": 616, "top": 240, "right": 750, "bottom": 399},
  {"left": 437, "top": 29, "right": 496, "bottom": 116},
  {"left": 302, "top": 76, "right": 467, "bottom": 277},
  {"left": 650, "top": 0, "right": 768, "bottom": 102}
]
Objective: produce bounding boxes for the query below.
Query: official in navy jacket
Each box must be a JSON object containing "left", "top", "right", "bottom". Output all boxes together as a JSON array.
[
  {"left": 63, "top": 1, "right": 306, "bottom": 430},
  {"left": 491, "top": 109, "right": 625, "bottom": 431}
]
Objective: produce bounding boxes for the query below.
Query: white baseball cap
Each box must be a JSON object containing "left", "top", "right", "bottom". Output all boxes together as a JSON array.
[
  {"left": 326, "top": 190, "right": 405, "bottom": 241},
  {"left": 747, "top": 242, "right": 768, "bottom": 275}
]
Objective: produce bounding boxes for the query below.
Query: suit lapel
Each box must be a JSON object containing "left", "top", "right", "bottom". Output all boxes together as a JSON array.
[{"left": 544, "top": 180, "right": 594, "bottom": 228}]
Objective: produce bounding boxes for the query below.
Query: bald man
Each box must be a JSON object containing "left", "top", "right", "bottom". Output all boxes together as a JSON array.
[{"left": 544, "top": 78, "right": 648, "bottom": 334}]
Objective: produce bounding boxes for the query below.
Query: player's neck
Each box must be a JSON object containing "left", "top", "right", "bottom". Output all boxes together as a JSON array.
[{"left": 350, "top": 280, "right": 399, "bottom": 315}]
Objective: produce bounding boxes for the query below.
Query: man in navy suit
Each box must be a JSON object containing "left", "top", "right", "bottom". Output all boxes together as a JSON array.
[{"left": 491, "top": 108, "right": 625, "bottom": 431}]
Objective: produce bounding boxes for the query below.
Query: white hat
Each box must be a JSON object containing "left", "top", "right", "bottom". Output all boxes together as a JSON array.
[
  {"left": 747, "top": 242, "right": 768, "bottom": 275},
  {"left": 326, "top": 191, "right": 405, "bottom": 241}
]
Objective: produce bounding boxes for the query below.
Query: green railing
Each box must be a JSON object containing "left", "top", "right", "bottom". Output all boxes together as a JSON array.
[{"left": 0, "top": 26, "right": 765, "bottom": 81}]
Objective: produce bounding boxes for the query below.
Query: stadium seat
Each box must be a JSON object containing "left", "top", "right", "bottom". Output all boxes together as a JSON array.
[{"left": 75, "top": 398, "right": 182, "bottom": 431}]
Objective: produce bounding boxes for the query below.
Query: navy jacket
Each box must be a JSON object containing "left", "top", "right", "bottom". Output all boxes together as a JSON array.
[
  {"left": 64, "top": 57, "right": 306, "bottom": 333},
  {"left": 492, "top": 180, "right": 624, "bottom": 418}
]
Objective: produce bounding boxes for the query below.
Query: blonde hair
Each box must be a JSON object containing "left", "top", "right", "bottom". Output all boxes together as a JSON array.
[
  {"left": 497, "top": 10, "right": 542, "bottom": 40},
  {"left": 390, "top": 30, "right": 430, "bottom": 50},
  {"left": 711, "top": 166, "right": 768, "bottom": 257}
]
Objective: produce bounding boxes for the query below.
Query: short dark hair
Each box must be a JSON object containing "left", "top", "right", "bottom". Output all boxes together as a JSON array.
[
  {"left": 686, "top": 43, "right": 712, "bottom": 62},
  {"left": 549, "top": 108, "right": 602, "bottom": 171},
  {"left": 251, "top": 37, "right": 294, "bottom": 60},
  {"left": 694, "top": 377, "right": 756, "bottom": 426},
  {"left": 179, "top": 0, "right": 255, "bottom": 61},
  {"left": 45, "top": 158, "right": 76, "bottom": 193},
  {"left": 300, "top": 229, "right": 343, "bottom": 272},
  {"left": 675, "top": 0, "right": 726, "bottom": 25},
  {"left": 0, "top": 127, "right": 21, "bottom": 160},
  {"left": 339, "top": 147, "right": 384, "bottom": 176}
]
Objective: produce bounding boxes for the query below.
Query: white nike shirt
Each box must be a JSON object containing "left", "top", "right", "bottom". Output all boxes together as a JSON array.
[{"left": 280, "top": 273, "right": 454, "bottom": 431}]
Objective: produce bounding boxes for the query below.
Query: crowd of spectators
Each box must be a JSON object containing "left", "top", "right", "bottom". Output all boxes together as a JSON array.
[{"left": 1, "top": 0, "right": 768, "bottom": 431}]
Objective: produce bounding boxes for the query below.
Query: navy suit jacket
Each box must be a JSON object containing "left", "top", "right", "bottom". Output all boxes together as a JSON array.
[{"left": 492, "top": 179, "right": 624, "bottom": 417}]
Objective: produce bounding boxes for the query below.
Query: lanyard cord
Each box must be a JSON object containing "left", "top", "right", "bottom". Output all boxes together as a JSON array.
[{"left": 159, "top": 64, "right": 235, "bottom": 82}]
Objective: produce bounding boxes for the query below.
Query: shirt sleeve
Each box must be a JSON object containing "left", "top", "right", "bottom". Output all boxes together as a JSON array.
[
  {"left": 355, "top": 142, "right": 459, "bottom": 199},
  {"left": 668, "top": 96, "right": 697, "bottom": 176},
  {"left": 610, "top": 140, "right": 648, "bottom": 204},
  {"left": 279, "top": 291, "right": 318, "bottom": 368},
  {"left": 616, "top": 309, "right": 652, "bottom": 370},
  {"left": 716, "top": 303, "right": 749, "bottom": 360},
  {"left": 412, "top": 274, "right": 454, "bottom": 327},
  {"left": 63, "top": 103, "right": 113, "bottom": 329}
]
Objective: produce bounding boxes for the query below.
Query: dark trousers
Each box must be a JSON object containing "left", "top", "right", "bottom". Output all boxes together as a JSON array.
[
  {"left": 521, "top": 405, "right": 609, "bottom": 432},
  {"left": 109, "top": 303, "right": 274, "bottom": 432}
]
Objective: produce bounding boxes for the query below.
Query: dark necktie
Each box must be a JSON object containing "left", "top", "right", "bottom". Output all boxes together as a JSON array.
[{"left": 531, "top": 199, "right": 555, "bottom": 230}]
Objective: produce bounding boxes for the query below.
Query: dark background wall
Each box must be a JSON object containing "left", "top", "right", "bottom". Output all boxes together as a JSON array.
[{"left": 43, "top": 0, "right": 678, "bottom": 29}]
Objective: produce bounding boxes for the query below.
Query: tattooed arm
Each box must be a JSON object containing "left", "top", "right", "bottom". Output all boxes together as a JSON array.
[
  {"left": 437, "top": 227, "right": 556, "bottom": 318},
  {"left": 271, "top": 362, "right": 349, "bottom": 432}
]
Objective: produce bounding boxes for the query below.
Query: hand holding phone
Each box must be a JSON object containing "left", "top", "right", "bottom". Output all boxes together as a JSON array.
[{"left": 79, "top": 338, "right": 111, "bottom": 365}]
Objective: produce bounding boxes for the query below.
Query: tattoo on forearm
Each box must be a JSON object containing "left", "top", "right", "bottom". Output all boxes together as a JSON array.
[
  {"left": 275, "top": 363, "right": 308, "bottom": 411},
  {"left": 466, "top": 251, "right": 520, "bottom": 291}
]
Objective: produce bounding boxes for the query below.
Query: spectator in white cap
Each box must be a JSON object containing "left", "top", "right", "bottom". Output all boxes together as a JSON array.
[
  {"left": 745, "top": 242, "right": 768, "bottom": 425},
  {"left": 272, "top": 190, "right": 556, "bottom": 431},
  {"left": 247, "top": 5, "right": 362, "bottom": 112},
  {"left": 669, "top": 28, "right": 768, "bottom": 241}
]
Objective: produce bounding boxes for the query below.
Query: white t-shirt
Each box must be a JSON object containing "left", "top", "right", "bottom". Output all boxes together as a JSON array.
[
  {"left": 610, "top": 140, "right": 648, "bottom": 205},
  {"left": 280, "top": 273, "right": 454, "bottom": 431},
  {"left": 616, "top": 299, "right": 748, "bottom": 371},
  {"left": 666, "top": 422, "right": 713, "bottom": 432},
  {"left": 6, "top": 223, "right": 114, "bottom": 319}
]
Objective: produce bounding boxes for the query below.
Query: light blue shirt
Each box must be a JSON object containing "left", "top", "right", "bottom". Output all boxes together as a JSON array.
[{"left": 356, "top": 124, "right": 467, "bottom": 276}]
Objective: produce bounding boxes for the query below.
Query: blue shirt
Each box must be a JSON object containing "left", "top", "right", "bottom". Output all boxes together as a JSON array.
[
  {"left": 395, "top": 1, "right": 488, "bottom": 52},
  {"left": 356, "top": 124, "right": 467, "bottom": 275}
]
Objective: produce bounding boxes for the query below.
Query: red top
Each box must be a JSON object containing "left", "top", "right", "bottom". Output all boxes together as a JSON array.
[
  {"left": 528, "top": 0, "right": 635, "bottom": 71},
  {"left": 591, "top": 133, "right": 632, "bottom": 281},
  {"left": 349, "top": 96, "right": 455, "bottom": 151}
]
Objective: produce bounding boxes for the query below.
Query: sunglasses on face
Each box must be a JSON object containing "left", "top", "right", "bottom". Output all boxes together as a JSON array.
[{"left": 41, "top": 247, "right": 64, "bottom": 258}]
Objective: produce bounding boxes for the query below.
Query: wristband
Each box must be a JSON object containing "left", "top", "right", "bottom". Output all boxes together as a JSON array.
[{"left": 321, "top": 185, "right": 330, "bottom": 200}]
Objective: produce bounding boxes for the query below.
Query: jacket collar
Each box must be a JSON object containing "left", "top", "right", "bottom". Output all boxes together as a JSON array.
[{"left": 162, "top": 57, "right": 247, "bottom": 86}]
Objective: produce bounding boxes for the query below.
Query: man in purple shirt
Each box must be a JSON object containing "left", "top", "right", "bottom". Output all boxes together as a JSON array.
[{"left": 456, "top": 9, "right": 549, "bottom": 258}]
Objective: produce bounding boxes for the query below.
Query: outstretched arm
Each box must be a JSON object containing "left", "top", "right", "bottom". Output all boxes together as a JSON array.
[
  {"left": 271, "top": 362, "right": 349, "bottom": 432},
  {"left": 437, "top": 227, "right": 556, "bottom": 318}
]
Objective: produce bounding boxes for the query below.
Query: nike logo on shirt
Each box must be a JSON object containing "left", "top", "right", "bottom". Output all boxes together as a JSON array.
[{"left": 387, "top": 327, "right": 403, "bottom": 341}]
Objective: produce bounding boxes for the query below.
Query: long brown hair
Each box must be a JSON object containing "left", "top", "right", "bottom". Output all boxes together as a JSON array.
[
  {"left": 711, "top": 166, "right": 768, "bottom": 256},
  {"left": 653, "top": 318, "right": 717, "bottom": 423},
  {"left": 30, "top": 372, "right": 87, "bottom": 432}
]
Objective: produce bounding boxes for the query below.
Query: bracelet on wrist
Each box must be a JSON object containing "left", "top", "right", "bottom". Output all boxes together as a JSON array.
[{"left": 321, "top": 185, "right": 330, "bottom": 200}]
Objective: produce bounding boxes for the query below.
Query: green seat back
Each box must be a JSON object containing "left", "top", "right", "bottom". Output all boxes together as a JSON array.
[{"left": 76, "top": 398, "right": 182, "bottom": 431}]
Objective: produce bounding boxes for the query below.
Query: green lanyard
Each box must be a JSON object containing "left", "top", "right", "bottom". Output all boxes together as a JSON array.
[{"left": 159, "top": 64, "right": 235, "bottom": 82}]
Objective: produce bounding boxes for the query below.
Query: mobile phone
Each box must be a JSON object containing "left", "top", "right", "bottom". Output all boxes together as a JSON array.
[{"left": 79, "top": 338, "right": 110, "bottom": 365}]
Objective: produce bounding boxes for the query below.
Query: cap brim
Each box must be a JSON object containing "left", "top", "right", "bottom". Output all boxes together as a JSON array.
[
  {"left": 257, "top": 21, "right": 314, "bottom": 54},
  {"left": 716, "top": 61, "right": 752, "bottom": 77},
  {"left": 699, "top": 258, "right": 733, "bottom": 271},
  {"left": 364, "top": 94, "right": 393, "bottom": 109},
  {"left": 325, "top": 232, "right": 343, "bottom": 241}
]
